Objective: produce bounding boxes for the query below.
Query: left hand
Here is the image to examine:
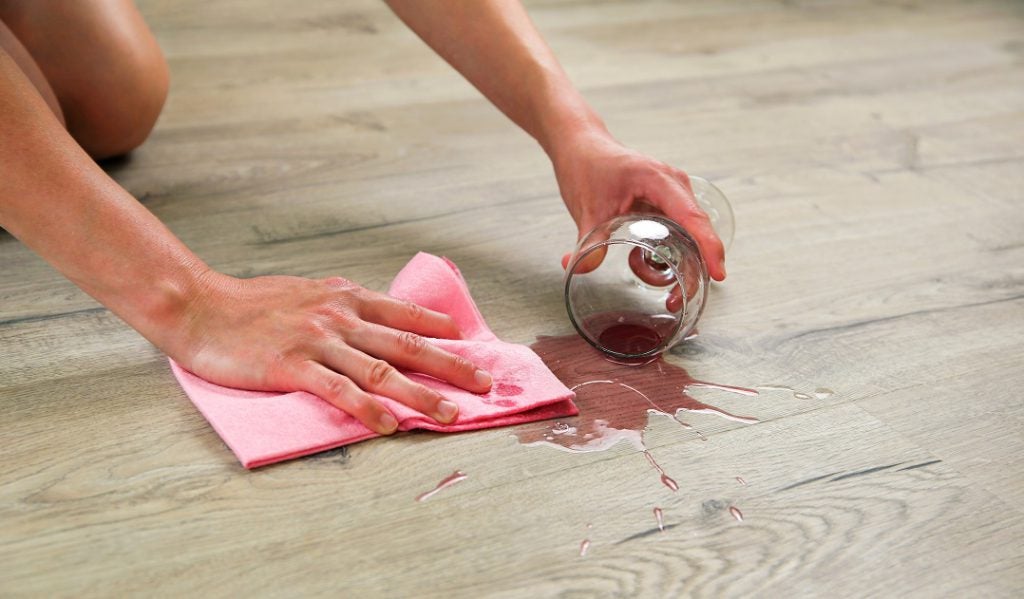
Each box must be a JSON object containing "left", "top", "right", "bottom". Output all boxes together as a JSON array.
[{"left": 550, "top": 128, "right": 727, "bottom": 281}]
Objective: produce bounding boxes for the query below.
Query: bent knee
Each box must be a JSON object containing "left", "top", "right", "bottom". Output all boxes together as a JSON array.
[
  {"left": 69, "top": 45, "right": 169, "bottom": 160},
  {"left": 0, "top": 1, "right": 168, "bottom": 158}
]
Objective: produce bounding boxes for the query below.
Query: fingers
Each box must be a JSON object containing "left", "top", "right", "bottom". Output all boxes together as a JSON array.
[
  {"left": 294, "top": 361, "right": 400, "bottom": 435},
  {"left": 656, "top": 175, "right": 727, "bottom": 281},
  {"left": 686, "top": 215, "right": 727, "bottom": 281},
  {"left": 358, "top": 293, "right": 461, "bottom": 339},
  {"left": 666, "top": 284, "right": 683, "bottom": 313},
  {"left": 320, "top": 341, "right": 463, "bottom": 426},
  {"left": 664, "top": 267, "right": 700, "bottom": 313},
  {"left": 565, "top": 243, "right": 609, "bottom": 274},
  {"left": 564, "top": 217, "right": 613, "bottom": 274},
  {"left": 348, "top": 323, "right": 492, "bottom": 394}
]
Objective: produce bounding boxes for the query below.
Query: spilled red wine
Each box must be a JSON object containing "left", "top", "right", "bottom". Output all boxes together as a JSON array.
[
  {"left": 582, "top": 312, "right": 678, "bottom": 362},
  {"left": 516, "top": 334, "right": 759, "bottom": 456},
  {"left": 644, "top": 450, "right": 679, "bottom": 492},
  {"left": 415, "top": 470, "right": 467, "bottom": 502},
  {"left": 578, "top": 539, "right": 591, "bottom": 557},
  {"left": 597, "top": 323, "right": 664, "bottom": 356}
]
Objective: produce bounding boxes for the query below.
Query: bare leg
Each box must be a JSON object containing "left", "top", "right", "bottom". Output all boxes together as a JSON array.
[
  {"left": 0, "top": 0, "right": 169, "bottom": 159},
  {"left": 0, "top": 19, "right": 62, "bottom": 124}
]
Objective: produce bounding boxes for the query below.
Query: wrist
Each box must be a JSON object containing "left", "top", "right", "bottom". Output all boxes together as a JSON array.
[
  {"left": 109, "top": 257, "right": 222, "bottom": 355},
  {"left": 543, "top": 113, "right": 618, "bottom": 182},
  {"left": 534, "top": 92, "right": 610, "bottom": 161}
]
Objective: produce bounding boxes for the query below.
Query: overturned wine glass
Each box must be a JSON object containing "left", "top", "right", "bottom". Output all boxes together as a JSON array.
[{"left": 563, "top": 176, "right": 734, "bottom": 363}]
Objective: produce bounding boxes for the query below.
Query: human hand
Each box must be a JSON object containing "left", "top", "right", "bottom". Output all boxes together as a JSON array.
[
  {"left": 161, "top": 272, "right": 493, "bottom": 435},
  {"left": 550, "top": 128, "right": 727, "bottom": 281}
]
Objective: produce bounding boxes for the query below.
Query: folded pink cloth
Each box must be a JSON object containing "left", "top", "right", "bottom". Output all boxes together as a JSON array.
[{"left": 170, "top": 252, "right": 577, "bottom": 468}]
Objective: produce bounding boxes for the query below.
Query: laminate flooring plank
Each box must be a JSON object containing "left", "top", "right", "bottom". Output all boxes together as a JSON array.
[{"left": 2, "top": 401, "right": 1021, "bottom": 596}]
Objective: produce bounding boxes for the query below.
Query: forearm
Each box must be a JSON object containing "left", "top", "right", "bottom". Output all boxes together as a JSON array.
[
  {"left": 383, "top": 0, "right": 608, "bottom": 158},
  {"left": 0, "top": 50, "right": 208, "bottom": 345}
]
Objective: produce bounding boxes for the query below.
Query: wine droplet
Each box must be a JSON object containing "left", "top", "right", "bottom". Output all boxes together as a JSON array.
[
  {"left": 578, "top": 539, "right": 591, "bottom": 557},
  {"left": 760, "top": 384, "right": 832, "bottom": 401},
  {"left": 736, "top": 476, "right": 747, "bottom": 486},
  {"left": 415, "top": 470, "right": 467, "bottom": 502},
  {"left": 729, "top": 506, "right": 744, "bottom": 522},
  {"left": 654, "top": 507, "right": 665, "bottom": 532},
  {"left": 644, "top": 450, "right": 680, "bottom": 492}
]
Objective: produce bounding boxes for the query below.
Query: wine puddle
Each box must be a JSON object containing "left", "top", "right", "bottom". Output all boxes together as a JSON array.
[{"left": 516, "top": 335, "right": 759, "bottom": 458}]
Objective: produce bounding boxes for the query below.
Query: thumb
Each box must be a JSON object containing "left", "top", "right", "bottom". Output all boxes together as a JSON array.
[{"left": 563, "top": 219, "right": 611, "bottom": 274}]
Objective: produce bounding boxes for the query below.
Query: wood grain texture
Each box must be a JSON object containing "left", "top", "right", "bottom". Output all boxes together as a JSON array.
[{"left": 2, "top": 0, "right": 1023, "bottom": 596}]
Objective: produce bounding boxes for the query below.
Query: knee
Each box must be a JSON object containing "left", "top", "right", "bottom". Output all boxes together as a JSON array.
[
  {"left": 0, "top": 1, "right": 169, "bottom": 159},
  {"left": 69, "top": 40, "right": 169, "bottom": 160}
]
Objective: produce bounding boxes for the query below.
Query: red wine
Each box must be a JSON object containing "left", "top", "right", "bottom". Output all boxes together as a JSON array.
[
  {"left": 654, "top": 507, "right": 665, "bottom": 532},
  {"left": 583, "top": 311, "right": 677, "bottom": 360},
  {"left": 515, "top": 335, "right": 759, "bottom": 491},
  {"left": 597, "top": 322, "right": 664, "bottom": 356},
  {"left": 415, "top": 470, "right": 467, "bottom": 502}
]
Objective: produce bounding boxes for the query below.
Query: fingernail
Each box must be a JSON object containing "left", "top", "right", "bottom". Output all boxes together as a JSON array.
[
  {"left": 437, "top": 400, "right": 459, "bottom": 423},
  {"left": 474, "top": 369, "right": 492, "bottom": 389},
  {"left": 379, "top": 412, "right": 399, "bottom": 434}
]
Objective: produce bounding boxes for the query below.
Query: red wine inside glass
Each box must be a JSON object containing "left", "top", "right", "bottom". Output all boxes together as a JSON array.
[
  {"left": 585, "top": 312, "right": 674, "bottom": 357},
  {"left": 597, "top": 323, "right": 664, "bottom": 355}
]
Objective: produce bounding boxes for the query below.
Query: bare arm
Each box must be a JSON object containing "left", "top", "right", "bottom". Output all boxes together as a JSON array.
[
  {"left": 0, "top": 49, "right": 490, "bottom": 433},
  {"left": 383, "top": 0, "right": 600, "bottom": 158},
  {"left": 0, "top": 49, "right": 208, "bottom": 342},
  {"left": 385, "top": 0, "right": 726, "bottom": 279}
]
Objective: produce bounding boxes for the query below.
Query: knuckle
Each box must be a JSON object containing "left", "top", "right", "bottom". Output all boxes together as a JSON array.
[
  {"left": 322, "top": 375, "right": 352, "bottom": 400},
  {"left": 323, "top": 276, "right": 358, "bottom": 291},
  {"left": 345, "top": 393, "right": 373, "bottom": 415},
  {"left": 680, "top": 201, "right": 710, "bottom": 221},
  {"left": 416, "top": 385, "right": 444, "bottom": 405},
  {"left": 404, "top": 301, "right": 425, "bottom": 322},
  {"left": 366, "top": 359, "right": 396, "bottom": 388},
  {"left": 447, "top": 353, "right": 475, "bottom": 374},
  {"left": 299, "top": 317, "right": 330, "bottom": 339},
  {"left": 327, "top": 308, "right": 359, "bottom": 332},
  {"left": 395, "top": 331, "right": 427, "bottom": 357}
]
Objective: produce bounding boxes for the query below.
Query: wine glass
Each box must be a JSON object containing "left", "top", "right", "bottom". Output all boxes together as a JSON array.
[{"left": 563, "top": 176, "right": 734, "bottom": 362}]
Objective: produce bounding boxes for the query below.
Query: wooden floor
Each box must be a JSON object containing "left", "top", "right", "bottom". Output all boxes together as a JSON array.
[{"left": 2, "top": 0, "right": 1023, "bottom": 596}]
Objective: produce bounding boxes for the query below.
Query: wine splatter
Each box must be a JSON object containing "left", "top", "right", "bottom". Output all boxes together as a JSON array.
[
  {"left": 578, "top": 539, "right": 591, "bottom": 557},
  {"left": 644, "top": 450, "right": 679, "bottom": 492},
  {"left": 514, "top": 334, "right": 759, "bottom": 454},
  {"left": 495, "top": 383, "right": 523, "bottom": 397},
  {"left": 415, "top": 470, "right": 467, "bottom": 502},
  {"left": 759, "top": 384, "right": 833, "bottom": 401}
]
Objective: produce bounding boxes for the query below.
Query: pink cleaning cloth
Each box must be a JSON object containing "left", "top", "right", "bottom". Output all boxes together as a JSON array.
[{"left": 169, "top": 252, "right": 577, "bottom": 468}]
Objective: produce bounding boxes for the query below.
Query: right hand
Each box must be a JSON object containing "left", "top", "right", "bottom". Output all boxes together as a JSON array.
[{"left": 161, "top": 272, "right": 493, "bottom": 435}]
